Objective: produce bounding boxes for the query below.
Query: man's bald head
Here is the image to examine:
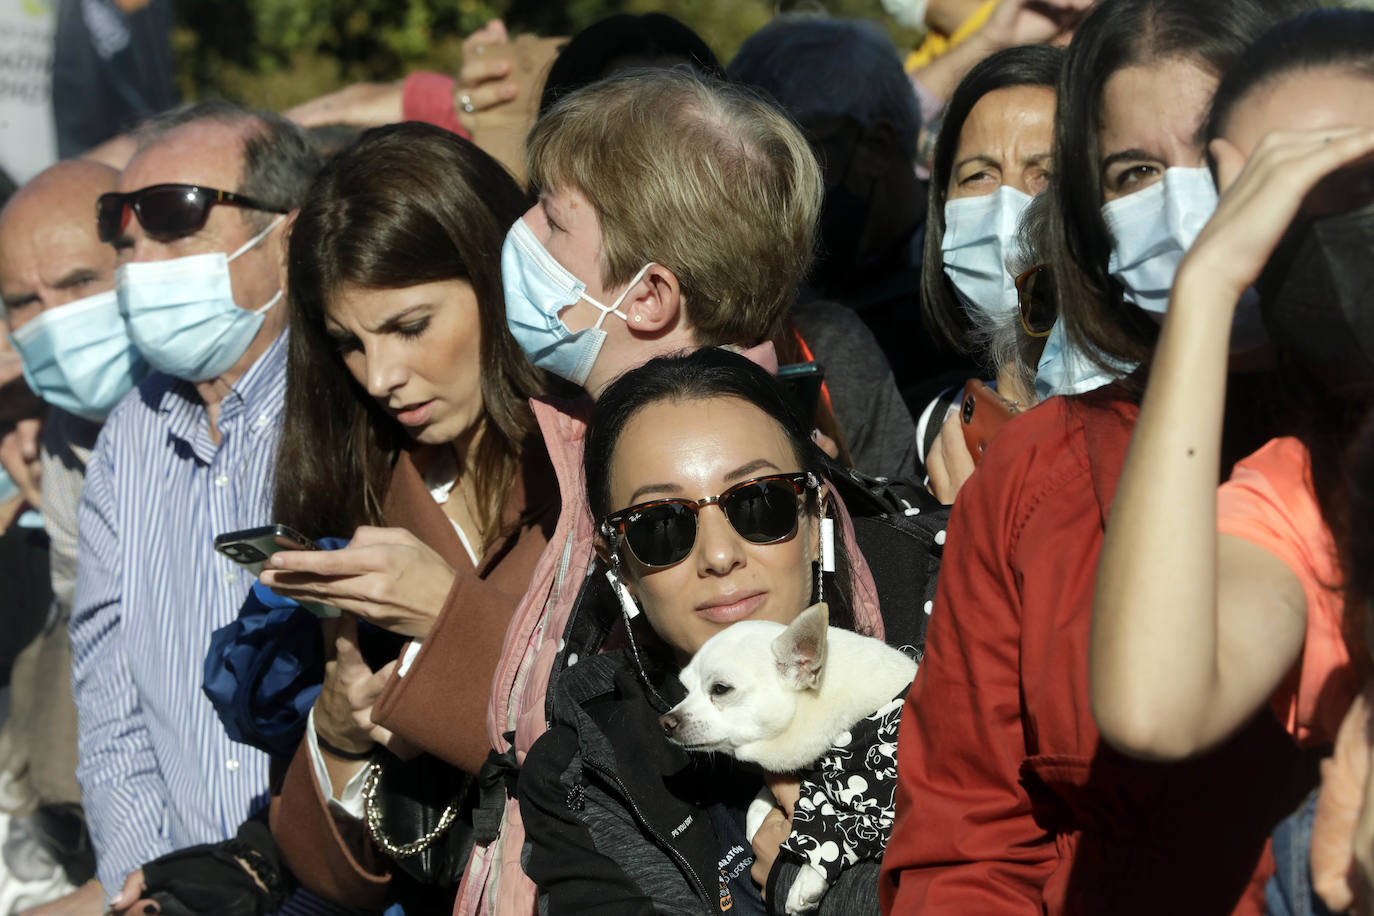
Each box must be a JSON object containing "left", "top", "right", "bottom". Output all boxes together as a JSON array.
[{"left": 0, "top": 159, "right": 120, "bottom": 332}]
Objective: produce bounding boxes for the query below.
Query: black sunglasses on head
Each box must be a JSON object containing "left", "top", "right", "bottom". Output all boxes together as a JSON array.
[
  {"left": 96, "top": 183, "right": 287, "bottom": 244},
  {"left": 599, "top": 472, "right": 817, "bottom": 569}
]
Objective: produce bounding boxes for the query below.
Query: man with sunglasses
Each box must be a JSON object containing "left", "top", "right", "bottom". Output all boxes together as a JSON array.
[
  {"left": 69, "top": 100, "right": 321, "bottom": 905},
  {"left": 0, "top": 158, "right": 129, "bottom": 915}
]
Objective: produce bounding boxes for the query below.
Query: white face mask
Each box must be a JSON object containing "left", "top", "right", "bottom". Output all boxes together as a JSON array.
[
  {"left": 1103, "top": 166, "right": 1269, "bottom": 351},
  {"left": 1033, "top": 319, "right": 1137, "bottom": 399},
  {"left": 941, "top": 186, "right": 1034, "bottom": 328},
  {"left": 115, "top": 215, "right": 285, "bottom": 383},
  {"left": 8, "top": 290, "right": 149, "bottom": 420},
  {"left": 1102, "top": 166, "right": 1217, "bottom": 314},
  {"left": 501, "top": 217, "right": 653, "bottom": 386}
]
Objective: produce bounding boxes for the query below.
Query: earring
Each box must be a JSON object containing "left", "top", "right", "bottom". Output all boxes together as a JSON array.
[
  {"left": 605, "top": 565, "right": 640, "bottom": 620},
  {"left": 632, "top": 314, "right": 643, "bottom": 324}
]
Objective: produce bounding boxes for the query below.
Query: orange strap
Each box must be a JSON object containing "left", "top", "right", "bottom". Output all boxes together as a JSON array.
[{"left": 792, "top": 329, "right": 835, "bottom": 415}]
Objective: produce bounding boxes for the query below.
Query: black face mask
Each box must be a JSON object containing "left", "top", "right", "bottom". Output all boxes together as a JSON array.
[{"left": 1258, "top": 200, "right": 1374, "bottom": 396}]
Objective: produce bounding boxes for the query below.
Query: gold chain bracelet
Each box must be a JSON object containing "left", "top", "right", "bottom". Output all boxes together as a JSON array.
[{"left": 361, "top": 759, "right": 468, "bottom": 858}]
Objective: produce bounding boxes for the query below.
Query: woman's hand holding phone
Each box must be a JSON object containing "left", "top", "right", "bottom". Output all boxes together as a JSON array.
[
  {"left": 258, "top": 526, "right": 455, "bottom": 638},
  {"left": 927, "top": 410, "right": 978, "bottom": 506}
]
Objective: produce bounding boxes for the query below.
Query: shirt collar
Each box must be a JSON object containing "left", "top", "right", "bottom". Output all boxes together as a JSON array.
[{"left": 161, "top": 330, "right": 289, "bottom": 461}]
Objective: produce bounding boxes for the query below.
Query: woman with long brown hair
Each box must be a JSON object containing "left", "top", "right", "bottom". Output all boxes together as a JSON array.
[{"left": 258, "top": 121, "right": 557, "bottom": 910}]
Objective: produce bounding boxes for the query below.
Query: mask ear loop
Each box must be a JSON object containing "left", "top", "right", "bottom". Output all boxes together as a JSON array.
[{"left": 602, "top": 529, "right": 673, "bottom": 711}]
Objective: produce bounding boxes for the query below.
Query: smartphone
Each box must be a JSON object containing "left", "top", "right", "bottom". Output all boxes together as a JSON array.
[
  {"left": 213, "top": 524, "right": 339, "bottom": 618},
  {"left": 778, "top": 361, "right": 825, "bottom": 422},
  {"left": 959, "top": 379, "right": 1018, "bottom": 464}
]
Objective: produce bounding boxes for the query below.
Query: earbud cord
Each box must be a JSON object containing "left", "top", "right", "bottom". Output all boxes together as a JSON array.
[{"left": 609, "top": 553, "right": 673, "bottom": 712}]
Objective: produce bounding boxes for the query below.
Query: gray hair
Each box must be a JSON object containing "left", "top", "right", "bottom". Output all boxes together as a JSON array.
[
  {"left": 727, "top": 15, "right": 921, "bottom": 157},
  {"left": 134, "top": 100, "right": 322, "bottom": 228},
  {"left": 969, "top": 193, "right": 1056, "bottom": 401}
]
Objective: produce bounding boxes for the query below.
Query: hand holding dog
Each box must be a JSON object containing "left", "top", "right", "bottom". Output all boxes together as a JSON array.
[
  {"left": 260, "top": 526, "right": 454, "bottom": 637},
  {"left": 751, "top": 774, "right": 802, "bottom": 895}
]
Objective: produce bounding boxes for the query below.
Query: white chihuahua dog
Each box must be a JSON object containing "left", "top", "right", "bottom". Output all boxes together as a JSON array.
[{"left": 659, "top": 602, "right": 917, "bottom": 914}]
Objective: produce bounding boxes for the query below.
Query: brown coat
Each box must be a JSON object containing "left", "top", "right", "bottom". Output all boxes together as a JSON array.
[{"left": 271, "top": 445, "right": 558, "bottom": 905}]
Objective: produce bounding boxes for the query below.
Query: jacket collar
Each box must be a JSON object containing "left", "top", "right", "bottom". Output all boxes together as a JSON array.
[
  {"left": 550, "top": 652, "right": 753, "bottom": 905},
  {"left": 382, "top": 443, "right": 558, "bottom": 576}
]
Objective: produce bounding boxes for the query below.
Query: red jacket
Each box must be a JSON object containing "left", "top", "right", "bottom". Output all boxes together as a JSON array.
[{"left": 880, "top": 389, "right": 1313, "bottom": 915}]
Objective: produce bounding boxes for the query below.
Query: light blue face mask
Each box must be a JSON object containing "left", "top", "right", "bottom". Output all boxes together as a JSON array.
[
  {"left": 1102, "top": 166, "right": 1217, "bottom": 314},
  {"left": 8, "top": 290, "right": 149, "bottom": 421},
  {"left": 1033, "top": 319, "right": 1136, "bottom": 399},
  {"left": 942, "top": 186, "right": 1034, "bottom": 326},
  {"left": 115, "top": 215, "right": 285, "bottom": 383},
  {"left": 1038, "top": 167, "right": 1271, "bottom": 398},
  {"left": 501, "top": 217, "right": 653, "bottom": 386}
]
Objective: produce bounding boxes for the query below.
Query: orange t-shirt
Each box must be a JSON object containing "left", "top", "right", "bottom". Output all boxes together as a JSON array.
[{"left": 1216, "top": 436, "right": 1359, "bottom": 747}]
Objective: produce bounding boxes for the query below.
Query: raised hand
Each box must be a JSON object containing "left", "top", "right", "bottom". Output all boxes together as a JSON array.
[{"left": 1178, "top": 127, "right": 1374, "bottom": 309}]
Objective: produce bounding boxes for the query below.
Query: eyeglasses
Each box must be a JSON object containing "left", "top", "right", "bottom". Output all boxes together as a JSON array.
[
  {"left": 96, "top": 184, "right": 287, "bottom": 244},
  {"left": 1016, "top": 263, "right": 1057, "bottom": 338},
  {"left": 599, "top": 472, "right": 816, "bottom": 569}
]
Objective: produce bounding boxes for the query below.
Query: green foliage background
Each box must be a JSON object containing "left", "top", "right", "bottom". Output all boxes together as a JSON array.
[{"left": 173, "top": 0, "right": 924, "bottom": 110}]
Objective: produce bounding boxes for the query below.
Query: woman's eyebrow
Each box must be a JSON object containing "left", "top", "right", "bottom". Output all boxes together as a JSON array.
[
  {"left": 723, "top": 458, "right": 782, "bottom": 482},
  {"left": 1100, "top": 147, "right": 1161, "bottom": 171},
  {"left": 953, "top": 154, "right": 999, "bottom": 174},
  {"left": 627, "top": 481, "right": 683, "bottom": 504},
  {"left": 623, "top": 458, "right": 784, "bottom": 505}
]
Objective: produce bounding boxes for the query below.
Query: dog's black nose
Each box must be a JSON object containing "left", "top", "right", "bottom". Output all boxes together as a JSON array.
[{"left": 659, "top": 712, "right": 680, "bottom": 736}]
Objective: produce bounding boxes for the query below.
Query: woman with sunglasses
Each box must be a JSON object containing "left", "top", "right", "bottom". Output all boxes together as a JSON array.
[
  {"left": 881, "top": 1, "right": 1318, "bottom": 913},
  {"left": 250, "top": 122, "right": 557, "bottom": 911},
  {"left": 518, "top": 347, "right": 894, "bottom": 915},
  {"left": 916, "top": 44, "right": 1062, "bottom": 503}
]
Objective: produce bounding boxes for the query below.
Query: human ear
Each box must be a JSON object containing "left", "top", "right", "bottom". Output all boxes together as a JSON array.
[
  {"left": 276, "top": 211, "right": 298, "bottom": 278},
  {"left": 624, "top": 264, "right": 683, "bottom": 334}
]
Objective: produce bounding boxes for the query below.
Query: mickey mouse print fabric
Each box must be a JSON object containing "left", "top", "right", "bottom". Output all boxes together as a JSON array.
[{"left": 782, "top": 683, "right": 911, "bottom": 886}]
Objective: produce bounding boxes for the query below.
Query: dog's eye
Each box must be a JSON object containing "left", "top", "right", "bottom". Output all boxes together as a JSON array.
[{"left": 709, "top": 682, "right": 734, "bottom": 698}]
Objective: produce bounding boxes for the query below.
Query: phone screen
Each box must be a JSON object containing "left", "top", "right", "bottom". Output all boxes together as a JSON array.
[{"left": 777, "top": 361, "right": 825, "bottom": 421}]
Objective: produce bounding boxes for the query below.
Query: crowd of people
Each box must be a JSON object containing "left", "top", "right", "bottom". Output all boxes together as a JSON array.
[{"left": 1, "top": 0, "right": 1373, "bottom": 913}]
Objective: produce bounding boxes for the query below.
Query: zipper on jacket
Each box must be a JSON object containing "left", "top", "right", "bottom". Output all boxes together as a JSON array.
[{"left": 582, "top": 757, "right": 714, "bottom": 905}]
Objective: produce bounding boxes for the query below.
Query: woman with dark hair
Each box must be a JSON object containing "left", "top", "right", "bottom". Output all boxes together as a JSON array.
[
  {"left": 536, "top": 12, "right": 724, "bottom": 117},
  {"left": 881, "top": 1, "right": 1315, "bottom": 912},
  {"left": 916, "top": 44, "right": 1062, "bottom": 501},
  {"left": 257, "top": 122, "right": 558, "bottom": 910},
  {"left": 1093, "top": 8, "right": 1374, "bottom": 763},
  {"left": 921, "top": 44, "right": 1062, "bottom": 372},
  {"left": 518, "top": 347, "right": 896, "bottom": 915}
]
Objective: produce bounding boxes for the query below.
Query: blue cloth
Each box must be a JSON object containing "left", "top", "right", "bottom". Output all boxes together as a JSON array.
[
  {"left": 1267, "top": 788, "right": 1339, "bottom": 916},
  {"left": 203, "top": 535, "right": 404, "bottom": 760},
  {"left": 71, "top": 332, "right": 288, "bottom": 892},
  {"left": 203, "top": 583, "right": 328, "bottom": 760}
]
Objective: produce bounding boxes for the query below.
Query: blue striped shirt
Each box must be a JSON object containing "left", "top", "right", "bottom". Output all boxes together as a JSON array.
[{"left": 72, "top": 331, "right": 287, "bottom": 892}]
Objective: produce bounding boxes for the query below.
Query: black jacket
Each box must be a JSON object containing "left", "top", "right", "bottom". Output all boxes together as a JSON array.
[{"left": 518, "top": 650, "right": 881, "bottom": 916}]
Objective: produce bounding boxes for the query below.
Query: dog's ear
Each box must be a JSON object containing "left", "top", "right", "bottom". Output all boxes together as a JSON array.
[{"left": 772, "top": 602, "right": 829, "bottom": 691}]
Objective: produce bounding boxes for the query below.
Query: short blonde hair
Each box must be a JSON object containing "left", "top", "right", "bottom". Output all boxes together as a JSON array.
[{"left": 526, "top": 69, "right": 822, "bottom": 347}]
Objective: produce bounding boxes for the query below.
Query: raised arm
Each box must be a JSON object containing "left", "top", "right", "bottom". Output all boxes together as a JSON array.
[
  {"left": 71, "top": 429, "right": 173, "bottom": 892},
  {"left": 1091, "top": 127, "right": 1374, "bottom": 760}
]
